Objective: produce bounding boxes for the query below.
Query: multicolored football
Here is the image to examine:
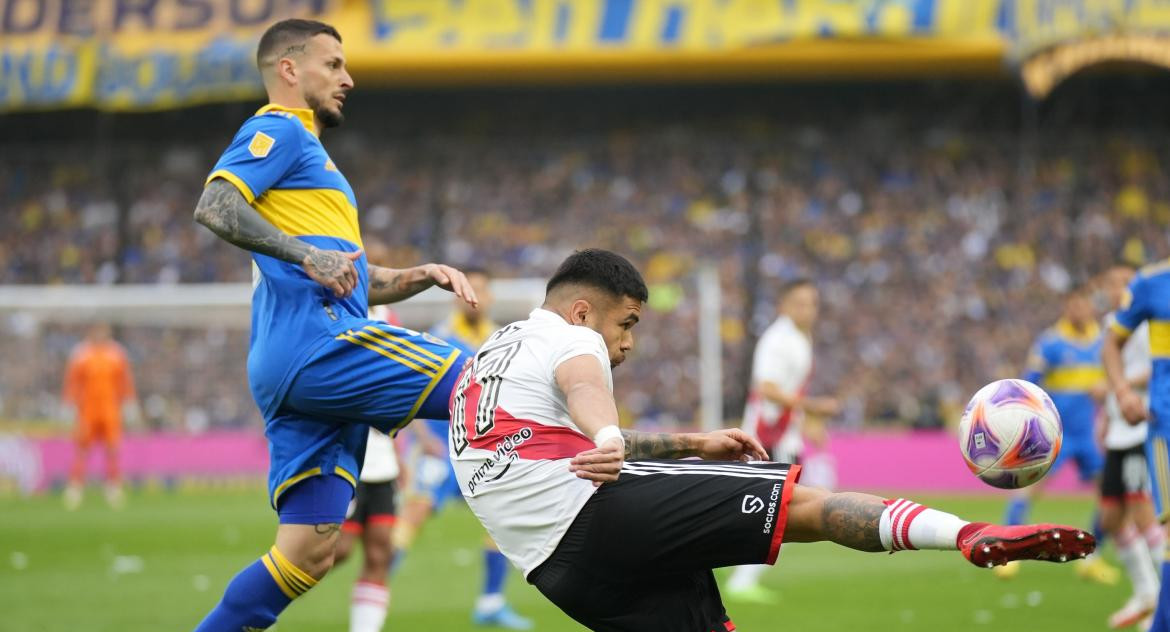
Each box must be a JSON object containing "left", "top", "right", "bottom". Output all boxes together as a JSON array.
[{"left": 958, "top": 379, "right": 1063, "bottom": 489}]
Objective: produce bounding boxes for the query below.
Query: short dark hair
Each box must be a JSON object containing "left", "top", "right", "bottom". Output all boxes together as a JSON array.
[
  {"left": 780, "top": 277, "right": 814, "bottom": 299},
  {"left": 546, "top": 249, "right": 648, "bottom": 303},
  {"left": 257, "top": 19, "right": 341, "bottom": 70}
]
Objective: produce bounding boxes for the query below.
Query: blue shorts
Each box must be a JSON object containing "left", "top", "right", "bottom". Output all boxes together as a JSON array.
[
  {"left": 404, "top": 419, "right": 463, "bottom": 511},
  {"left": 265, "top": 320, "right": 466, "bottom": 510},
  {"left": 278, "top": 473, "right": 354, "bottom": 525},
  {"left": 1050, "top": 432, "right": 1104, "bottom": 483},
  {"left": 1146, "top": 433, "right": 1170, "bottom": 521}
]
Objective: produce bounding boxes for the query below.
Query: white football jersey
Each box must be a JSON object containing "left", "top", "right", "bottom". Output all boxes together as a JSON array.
[
  {"left": 1104, "top": 318, "right": 1149, "bottom": 450},
  {"left": 742, "top": 316, "right": 813, "bottom": 456},
  {"left": 449, "top": 308, "right": 611, "bottom": 576},
  {"left": 360, "top": 428, "right": 400, "bottom": 483}
]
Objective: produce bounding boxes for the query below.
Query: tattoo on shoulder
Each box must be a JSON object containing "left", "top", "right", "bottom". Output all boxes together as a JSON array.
[
  {"left": 314, "top": 523, "right": 341, "bottom": 536},
  {"left": 621, "top": 430, "right": 690, "bottom": 460}
]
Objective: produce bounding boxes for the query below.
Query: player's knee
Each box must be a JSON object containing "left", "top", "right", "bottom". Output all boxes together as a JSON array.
[
  {"left": 364, "top": 542, "right": 392, "bottom": 574},
  {"left": 333, "top": 538, "right": 354, "bottom": 566},
  {"left": 301, "top": 547, "right": 336, "bottom": 580}
]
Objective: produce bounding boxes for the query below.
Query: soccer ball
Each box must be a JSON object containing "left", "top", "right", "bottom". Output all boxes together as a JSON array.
[{"left": 958, "top": 379, "right": 1063, "bottom": 489}]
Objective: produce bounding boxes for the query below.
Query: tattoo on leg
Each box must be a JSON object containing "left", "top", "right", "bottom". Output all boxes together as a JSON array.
[
  {"left": 314, "top": 523, "right": 341, "bottom": 536},
  {"left": 821, "top": 493, "right": 886, "bottom": 552}
]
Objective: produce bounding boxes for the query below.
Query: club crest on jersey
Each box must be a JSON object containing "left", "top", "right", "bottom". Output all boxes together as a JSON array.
[{"left": 249, "top": 132, "right": 275, "bottom": 158}]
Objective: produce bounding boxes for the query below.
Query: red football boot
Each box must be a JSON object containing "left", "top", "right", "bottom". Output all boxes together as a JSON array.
[{"left": 959, "top": 522, "right": 1096, "bottom": 568}]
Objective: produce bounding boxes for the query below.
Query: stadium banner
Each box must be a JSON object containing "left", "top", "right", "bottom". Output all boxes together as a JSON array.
[
  {"left": 27, "top": 431, "right": 269, "bottom": 493},
  {"left": 11, "top": 428, "right": 1090, "bottom": 495},
  {"left": 5, "top": 0, "right": 1169, "bottom": 111},
  {"left": 2, "top": 0, "right": 1009, "bottom": 112},
  {"left": 1005, "top": 0, "right": 1170, "bottom": 98}
]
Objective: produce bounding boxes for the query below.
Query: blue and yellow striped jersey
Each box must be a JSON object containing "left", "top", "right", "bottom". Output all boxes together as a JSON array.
[
  {"left": 1112, "top": 259, "right": 1170, "bottom": 433},
  {"left": 1023, "top": 319, "right": 1103, "bottom": 436},
  {"left": 206, "top": 104, "right": 366, "bottom": 417}
]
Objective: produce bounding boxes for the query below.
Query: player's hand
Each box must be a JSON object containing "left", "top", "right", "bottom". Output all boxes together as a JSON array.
[
  {"left": 568, "top": 438, "right": 624, "bottom": 486},
  {"left": 424, "top": 264, "right": 479, "bottom": 309},
  {"left": 694, "top": 429, "right": 769, "bottom": 462},
  {"left": 303, "top": 247, "right": 363, "bottom": 298},
  {"left": 1118, "top": 389, "right": 1149, "bottom": 425}
]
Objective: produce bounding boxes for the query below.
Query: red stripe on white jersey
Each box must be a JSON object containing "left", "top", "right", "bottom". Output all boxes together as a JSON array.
[{"left": 467, "top": 406, "right": 594, "bottom": 461}]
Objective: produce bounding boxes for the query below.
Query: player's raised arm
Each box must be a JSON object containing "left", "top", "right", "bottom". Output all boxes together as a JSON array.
[{"left": 367, "top": 263, "right": 479, "bottom": 307}]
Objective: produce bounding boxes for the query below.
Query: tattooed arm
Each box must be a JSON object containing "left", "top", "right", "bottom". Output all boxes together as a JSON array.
[
  {"left": 621, "top": 431, "right": 697, "bottom": 460},
  {"left": 194, "top": 179, "right": 361, "bottom": 298},
  {"left": 621, "top": 428, "right": 768, "bottom": 462},
  {"left": 367, "top": 263, "right": 478, "bottom": 307}
]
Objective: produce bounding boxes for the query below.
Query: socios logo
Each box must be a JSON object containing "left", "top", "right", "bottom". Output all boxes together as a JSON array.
[{"left": 741, "top": 494, "right": 764, "bottom": 514}]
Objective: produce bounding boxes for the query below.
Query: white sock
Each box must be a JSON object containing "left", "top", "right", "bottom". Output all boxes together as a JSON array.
[
  {"left": 1118, "top": 526, "right": 1160, "bottom": 599},
  {"left": 727, "top": 564, "right": 768, "bottom": 591},
  {"left": 1145, "top": 525, "right": 1166, "bottom": 571},
  {"left": 475, "top": 593, "right": 505, "bottom": 614},
  {"left": 350, "top": 581, "right": 390, "bottom": 632},
  {"left": 879, "top": 499, "right": 969, "bottom": 551}
]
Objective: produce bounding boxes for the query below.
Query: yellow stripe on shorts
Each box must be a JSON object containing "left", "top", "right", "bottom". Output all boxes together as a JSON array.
[{"left": 335, "top": 330, "right": 435, "bottom": 377}]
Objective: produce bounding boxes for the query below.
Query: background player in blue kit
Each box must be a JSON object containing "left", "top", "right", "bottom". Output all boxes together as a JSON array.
[
  {"left": 189, "top": 19, "right": 478, "bottom": 632},
  {"left": 997, "top": 283, "right": 1117, "bottom": 582},
  {"left": 395, "top": 268, "right": 534, "bottom": 629},
  {"left": 1106, "top": 259, "right": 1170, "bottom": 632}
]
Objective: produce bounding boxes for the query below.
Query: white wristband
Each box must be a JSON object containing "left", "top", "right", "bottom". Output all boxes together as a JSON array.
[{"left": 594, "top": 424, "right": 624, "bottom": 448}]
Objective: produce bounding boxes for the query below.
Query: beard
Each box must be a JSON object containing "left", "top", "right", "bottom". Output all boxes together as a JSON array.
[{"left": 306, "top": 93, "right": 344, "bottom": 129}]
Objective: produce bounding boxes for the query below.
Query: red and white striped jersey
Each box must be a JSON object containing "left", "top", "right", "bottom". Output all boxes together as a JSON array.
[
  {"left": 449, "top": 308, "right": 611, "bottom": 576},
  {"left": 742, "top": 316, "right": 812, "bottom": 456}
]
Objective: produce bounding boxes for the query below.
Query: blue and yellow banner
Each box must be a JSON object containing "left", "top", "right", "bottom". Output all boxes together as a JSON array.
[{"left": 3, "top": 0, "right": 1170, "bottom": 111}]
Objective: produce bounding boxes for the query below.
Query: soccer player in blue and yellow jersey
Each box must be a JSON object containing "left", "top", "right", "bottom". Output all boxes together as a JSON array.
[
  {"left": 190, "top": 19, "right": 478, "bottom": 632},
  {"left": 1106, "top": 259, "right": 1170, "bottom": 632},
  {"left": 395, "top": 268, "right": 533, "bottom": 629},
  {"left": 997, "top": 283, "right": 1117, "bottom": 582}
]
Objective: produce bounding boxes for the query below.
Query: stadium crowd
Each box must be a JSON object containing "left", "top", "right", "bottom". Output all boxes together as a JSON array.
[{"left": 2, "top": 80, "right": 1168, "bottom": 432}]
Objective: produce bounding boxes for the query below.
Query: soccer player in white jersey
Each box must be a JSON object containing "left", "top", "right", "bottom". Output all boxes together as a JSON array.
[
  {"left": 449, "top": 248, "right": 1096, "bottom": 632},
  {"left": 728, "top": 278, "right": 840, "bottom": 603},
  {"left": 334, "top": 427, "right": 400, "bottom": 632},
  {"left": 1100, "top": 265, "right": 1163, "bottom": 629}
]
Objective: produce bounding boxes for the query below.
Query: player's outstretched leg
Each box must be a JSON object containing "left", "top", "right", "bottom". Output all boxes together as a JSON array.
[
  {"left": 783, "top": 486, "right": 1096, "bottom": 565},
  {"left": 193, "top": 476, "right": 349, "bottom": 631}
]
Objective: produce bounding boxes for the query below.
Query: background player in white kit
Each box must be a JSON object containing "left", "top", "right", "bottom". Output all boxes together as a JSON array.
[
  {"left": 332, "top": 296, "right": 403, "bottom": 632},
  {"left": 1099, "top": 264, "right": 1163, "bottom": 629},
  {"left": 449, "top": 248, "right": 1096, "bottom": 632},
  {"left": 727, "top": 278, "right": 840, "bottom": 603}
]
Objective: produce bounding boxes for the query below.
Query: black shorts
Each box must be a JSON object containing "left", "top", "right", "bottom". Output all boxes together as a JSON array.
[
  {"left": 1101, "top": 445, "right": 1151, "bottom": 502},
  {"left": 343, "top": 480, "right": 397, "bottom": 534},
  {"left": 528, "top": 460, "right": 800, "bottom": 632}
]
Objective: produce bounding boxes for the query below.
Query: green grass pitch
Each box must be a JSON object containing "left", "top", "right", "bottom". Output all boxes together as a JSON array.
[{"left": 0, "top": 489, "right": 1133, "bottom": 631}]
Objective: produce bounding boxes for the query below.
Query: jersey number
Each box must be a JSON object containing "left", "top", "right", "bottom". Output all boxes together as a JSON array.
[{"left": 450, "top": 337, "right": 523, "bottom": 456}]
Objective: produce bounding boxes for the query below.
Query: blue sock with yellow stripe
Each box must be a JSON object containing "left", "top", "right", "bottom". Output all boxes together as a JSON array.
[{"left": 193, "top": 546, "right": 316, "bottom": 632}]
